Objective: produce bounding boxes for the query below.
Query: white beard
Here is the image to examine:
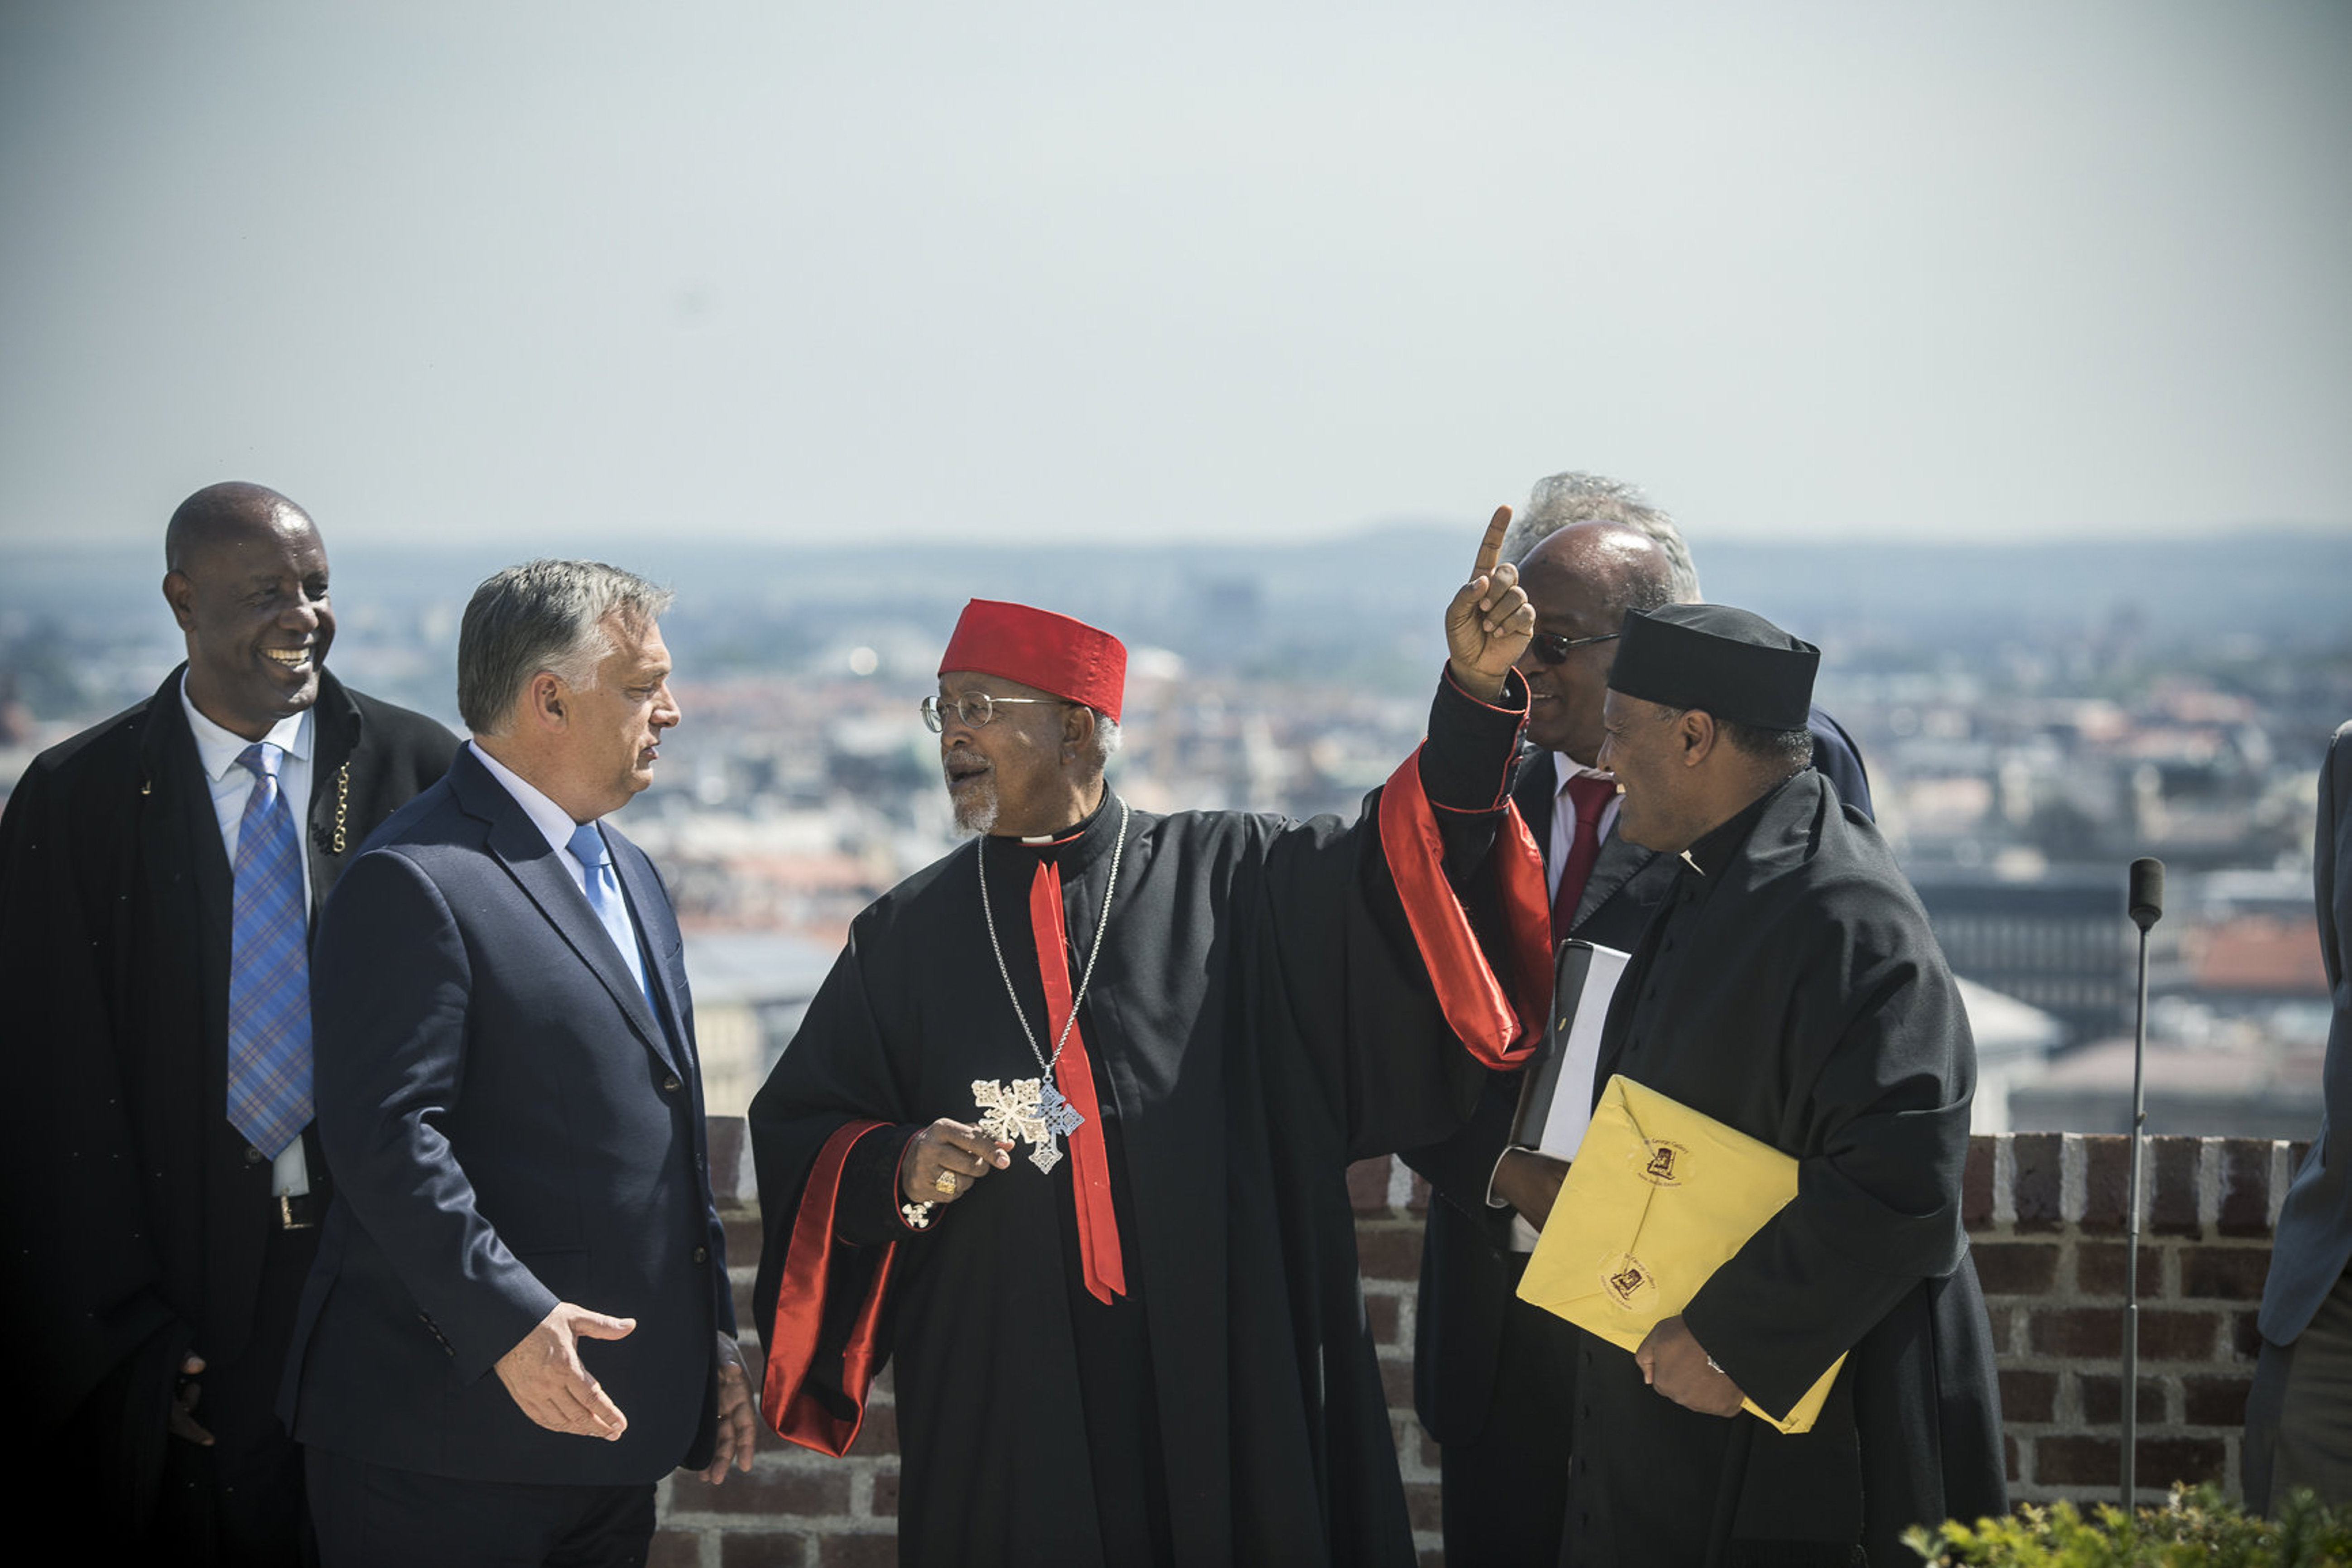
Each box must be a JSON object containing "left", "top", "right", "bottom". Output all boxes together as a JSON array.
[{"left": 950, "top": 775, "right": 999, "bottom": 836}]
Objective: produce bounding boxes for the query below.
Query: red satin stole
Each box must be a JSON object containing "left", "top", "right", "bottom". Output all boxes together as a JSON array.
[
  {"left": 760, "top": 1120, "right": 897, "bottom": 1455},
  {"left": 1027, "top": 855, "right": 1127, "bottom": 1304},
  {"left": 1375, "top": 746, "right": 1551, "bottom": 1068}
]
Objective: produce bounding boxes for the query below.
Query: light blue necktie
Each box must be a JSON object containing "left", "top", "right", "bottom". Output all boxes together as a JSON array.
[
  {"left": 567, "top": 820, "right": 656, "bottom": 1015},
  {"left": 227, "top": 742, "right": 312, "bottom": 1158}
]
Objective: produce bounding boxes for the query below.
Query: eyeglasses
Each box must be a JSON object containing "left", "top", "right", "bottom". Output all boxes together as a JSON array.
[
  {"left": 921, "top": 693, "right": 1065, "bottom": 732},
  {"left": 1527, "top": 630, "right": 1621, "bottom": 665}
]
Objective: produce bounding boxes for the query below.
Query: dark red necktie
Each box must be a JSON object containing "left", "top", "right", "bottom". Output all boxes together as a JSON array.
[
  {"left": 1551, "top": 774, "right": 1619, "bottom": 938},
  {"left": 1028, "top": 857, "right": 1126, "bottom": 1304}
]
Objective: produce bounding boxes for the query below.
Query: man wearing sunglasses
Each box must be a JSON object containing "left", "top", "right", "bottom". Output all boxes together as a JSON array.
[{"left": 1402, "top": 472, "right": 1872, "bottom": 1566}]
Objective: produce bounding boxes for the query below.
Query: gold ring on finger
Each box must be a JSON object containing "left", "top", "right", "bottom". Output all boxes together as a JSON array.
[{"left": 935, "top": 1170, "right": 959, "bottom": 1195}]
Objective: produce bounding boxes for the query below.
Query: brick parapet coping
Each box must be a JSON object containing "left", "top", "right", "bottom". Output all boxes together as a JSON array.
[{"left": 657, "top": 1124, "right": 2306, "bottom": 1568}]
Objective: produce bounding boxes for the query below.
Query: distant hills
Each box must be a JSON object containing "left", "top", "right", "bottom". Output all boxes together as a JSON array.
[
  {"left": 5, "top": 525, "right": 2347, "bottom": 710},
  {"left": 14, "top": 524, "right": 2344, "bottom": 628}
]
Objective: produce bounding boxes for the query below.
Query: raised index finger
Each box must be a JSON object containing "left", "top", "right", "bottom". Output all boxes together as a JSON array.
[{"left": 1471, "top": 505, "right": 1513, "bottom": 579}]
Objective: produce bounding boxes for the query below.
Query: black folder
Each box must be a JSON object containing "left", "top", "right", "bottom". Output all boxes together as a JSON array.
[{"left": 1509, "top": 938, "right": 1631, "bottom": 1158}]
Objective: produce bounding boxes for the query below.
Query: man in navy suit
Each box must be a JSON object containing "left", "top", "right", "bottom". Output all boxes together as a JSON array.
[
  {"left": 280, "top": 560, "right": 754, "bottom": 1564},
  {"left": 2245, "top": 719, "right": 2352, "bottom": 1512},
  {"left": 1402, "top": 475, "right": 1872, "bottom": 1565}
]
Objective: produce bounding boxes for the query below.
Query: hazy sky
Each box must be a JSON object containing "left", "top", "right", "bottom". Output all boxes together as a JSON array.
[{"left": 3, "top": 0, "right": 2347, "bottom": 549}]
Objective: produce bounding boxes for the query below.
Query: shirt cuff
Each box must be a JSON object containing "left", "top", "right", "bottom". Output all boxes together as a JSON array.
[
  {"left": 1485, "top": 1145, "right": 1521, "bottom": 1209},
  {"left": 1486, "top": 1152, "right": 1543, "bottom": 1213}
]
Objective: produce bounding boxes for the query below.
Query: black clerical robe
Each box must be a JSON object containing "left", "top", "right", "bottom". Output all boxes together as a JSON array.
[
  {"left": 0, "top": 669, "right": 455, "bottom": 1544},
  {"left": 1565, "top": 770, "right": 2006, "bottom": 1568},
  {"left": 748, "top": 671, "right": 1551, "bottom": 1568}
]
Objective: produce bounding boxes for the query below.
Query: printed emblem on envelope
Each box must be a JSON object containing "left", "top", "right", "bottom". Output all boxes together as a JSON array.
[
  {"left": 1632, "top": 1138, "right": 1689, "bottom": 1187},
  {"left": 1600, "top": 1252, "right": 1659, "bottom": 1312}
]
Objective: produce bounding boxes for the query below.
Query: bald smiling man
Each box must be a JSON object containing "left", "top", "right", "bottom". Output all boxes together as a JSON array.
[{"left": 0, "top": 483, "right": 457, "bottom": 1562}]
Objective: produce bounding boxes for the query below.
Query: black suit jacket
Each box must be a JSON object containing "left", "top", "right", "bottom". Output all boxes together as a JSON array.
[
  {"left": 279, "top": 745, "right": 733, "bottom": 1483},
  {"left": 1404, "top": 709, "right": 1871, "bottom": 1443},
  {"left": 0, "top": 668, "right": 457, "bottom": 1433},
  {"left": 2260, "top": 719, "right": 2352, "bottom": 1344}
]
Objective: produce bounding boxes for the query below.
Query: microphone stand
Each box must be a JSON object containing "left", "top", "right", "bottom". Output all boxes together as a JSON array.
[{"left": 2121, "top": 856, "right": 2164, "bottom": 1510}]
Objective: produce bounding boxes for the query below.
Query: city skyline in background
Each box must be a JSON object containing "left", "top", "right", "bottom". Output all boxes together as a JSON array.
[
  {"left": 3, "top": 0, "right": 2349, "bottom": 550},
  {"left": 5, "top": 1, "right": 2348, "bottom": 1140},
  {"left": 4, "top": 522, "right": 2346, "bottom": 1138}
]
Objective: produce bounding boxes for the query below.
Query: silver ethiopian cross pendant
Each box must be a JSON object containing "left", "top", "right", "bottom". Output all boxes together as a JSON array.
[{"left": 972, "top": 1077, "right": 1085, "bottom": 1174}]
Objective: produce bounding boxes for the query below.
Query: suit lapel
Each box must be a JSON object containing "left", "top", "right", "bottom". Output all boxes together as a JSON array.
[
  {"left": 449, "top": 751, "right": 681, "bottom": 1075},
  {"left": 139, "top": 674, "right": 234, "bottom": 1085},
  {"left": 2327, "top": 728, "right": 2349, "bottom": 992},
  {"left": 303, "top": 672, "right": 363, "bottom": 914},
  {"left": 608, "top": 830, "right": 693, "bottom": 1068},
  {"left": 1512, "top": 748, "right": 1558, "bottom": 854},
  {"left": 1518, "top": 749, "right": 1657, "bottom": 937},
  {"left": 1572, "top": 830, "right": 1654, "bottom": 931}
]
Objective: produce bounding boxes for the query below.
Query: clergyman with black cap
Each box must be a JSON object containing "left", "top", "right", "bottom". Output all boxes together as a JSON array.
[
  {"left": 1559, "top": 601, "right": 2008, "bottom": 1568},
  {"left": 1397, "top": 485, "right": 1881, "bottom": 1568}
]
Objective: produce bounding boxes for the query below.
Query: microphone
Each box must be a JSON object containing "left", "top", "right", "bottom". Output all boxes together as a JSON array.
[
  {"left": 2128, "top": 858, "right": 2165, "bottom": 931},
  {"left": 2119, "top": 854, "right": 2164, "bottom": 1506}
]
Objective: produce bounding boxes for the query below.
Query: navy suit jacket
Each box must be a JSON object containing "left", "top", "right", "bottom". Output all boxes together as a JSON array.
[
  {"left": 2260, "top": 720, "right": 2352, "bottom": 1344},
  {"left": 279, "top": 745, "right": 732, "bottom": 1484}
]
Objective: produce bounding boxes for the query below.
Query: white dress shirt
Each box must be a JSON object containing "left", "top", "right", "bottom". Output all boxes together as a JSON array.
[
  {"left": 467, "top": 741, "right": 649, "bottom": 995},
  {"left": 1496, "top": 752, "right": 1623, "bottom": 1251}
]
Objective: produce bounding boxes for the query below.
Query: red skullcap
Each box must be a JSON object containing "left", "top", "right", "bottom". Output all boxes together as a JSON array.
[{"left": 938, "top": 599, "right": 1127, "bottom": 723}]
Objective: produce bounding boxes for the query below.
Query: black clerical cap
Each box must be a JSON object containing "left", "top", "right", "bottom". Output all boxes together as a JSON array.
[{"left": 1606, "top": 603, "right": 1819, "bottom": 729}]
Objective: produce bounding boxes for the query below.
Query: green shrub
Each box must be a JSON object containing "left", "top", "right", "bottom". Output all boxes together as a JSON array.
[{"left": 1905, "top": 1486, "right": 2352, "bottom": 1567}]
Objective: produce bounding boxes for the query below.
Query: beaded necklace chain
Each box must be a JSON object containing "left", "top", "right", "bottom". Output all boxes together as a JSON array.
[{"left": 978, "top": 798, "right": 1131, "bottom": 1083}]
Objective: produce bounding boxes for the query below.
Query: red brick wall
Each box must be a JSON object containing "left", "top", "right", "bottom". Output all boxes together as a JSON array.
[
  {"left": 658, "top": 1124, "right": 2303, "bottom": 1566},
  {"left": 1962, "top": 1131, "right": 2296, "bottom": 1505}
]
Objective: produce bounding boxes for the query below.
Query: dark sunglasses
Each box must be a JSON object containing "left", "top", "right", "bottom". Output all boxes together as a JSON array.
[{"left": 1527, "top": 630, "right": 1621, "bottom": 665}]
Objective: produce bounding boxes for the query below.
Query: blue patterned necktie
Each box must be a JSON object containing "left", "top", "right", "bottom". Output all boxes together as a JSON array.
[
  {"left": 227, "top": 742, "right": 312, "bottom": 1159},
  {"left": 567, "top": 820, "right": 655, "bottom": 1014}
]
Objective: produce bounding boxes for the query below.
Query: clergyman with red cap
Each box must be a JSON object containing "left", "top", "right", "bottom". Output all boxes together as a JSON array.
[{"left": 747, "top": 512, "right": 1558, "bottom": 1566}]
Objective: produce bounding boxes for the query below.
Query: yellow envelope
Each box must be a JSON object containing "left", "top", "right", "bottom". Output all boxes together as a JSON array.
[{"left": 1515, "top": 1073, "right": 1845, "bottom": 1434}]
